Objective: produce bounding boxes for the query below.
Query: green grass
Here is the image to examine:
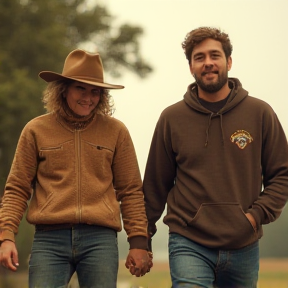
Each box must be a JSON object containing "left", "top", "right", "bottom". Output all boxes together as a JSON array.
[
  {"left": 258, "top": 272, "right": 288, "bottom": 288},
  {"left": 117, "top": 261, "right": 288, "bottom": 288},
  {"left": 118, "top": 269, "right": 171, "bottom": 288}
]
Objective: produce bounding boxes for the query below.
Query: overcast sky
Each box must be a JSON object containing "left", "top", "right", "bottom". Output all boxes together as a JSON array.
[{"left": 90, "top": 0, "right": 288, "bottom": 260}]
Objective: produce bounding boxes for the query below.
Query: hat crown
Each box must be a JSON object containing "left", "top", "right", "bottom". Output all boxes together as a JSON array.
[
  {"left": 38, "top": 49, "right": 124, "bottom": 89},
  {"left": 62, "top": 49, "right": 104, "bottom": 82}
]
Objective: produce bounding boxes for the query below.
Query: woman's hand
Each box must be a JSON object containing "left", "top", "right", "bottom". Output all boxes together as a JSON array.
[
  {"left": 0, "top": 240, "right": 19, "bottom": 271},
  {"left": 125, "top": 248, "right": 153, "bottom": 277}
]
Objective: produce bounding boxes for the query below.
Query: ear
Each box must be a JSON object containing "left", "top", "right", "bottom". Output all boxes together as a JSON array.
[{"left": 227, "top": 56, "right": 232, "bottom": 71}]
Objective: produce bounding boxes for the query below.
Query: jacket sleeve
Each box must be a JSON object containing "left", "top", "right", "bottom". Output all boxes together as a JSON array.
[
  {"left": 112, "top": 126, "right": 148, "bottom": 250},
  {"left": 0, "top": 125, "right": 37, "bottom": 242},
  {"left": 247, "top": 108, "right": 288, "bottom": 228},
  {"left": 143, "top": 114, "right": 177, "bottom": 238}
]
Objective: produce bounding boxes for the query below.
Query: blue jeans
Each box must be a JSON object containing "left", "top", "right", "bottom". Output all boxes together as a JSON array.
[
  {"left": 169, "top": 233, "right": 259, "bottom": 288},
  {"left": 29, "top": 224, "right": 118, "bottom": 288}
]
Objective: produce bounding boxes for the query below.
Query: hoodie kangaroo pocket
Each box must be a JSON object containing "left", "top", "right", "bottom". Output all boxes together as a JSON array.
[{"left": 186, "top": 202, "right": 257, "bottom": 248}]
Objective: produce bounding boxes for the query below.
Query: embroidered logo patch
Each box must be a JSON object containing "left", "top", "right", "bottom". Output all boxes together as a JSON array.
[{"left": 230, "top": 130, "right": 253, "bottom": 149}]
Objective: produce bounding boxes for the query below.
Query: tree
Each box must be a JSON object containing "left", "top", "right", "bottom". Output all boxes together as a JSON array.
[
  {"left": 0, "top": 0, "right": 153, "bottom": 280},
  {"left": 0, "top": 0, "right": 153, "bottom": 192}
]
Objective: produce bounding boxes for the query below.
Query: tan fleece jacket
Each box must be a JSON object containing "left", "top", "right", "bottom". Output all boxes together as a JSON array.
[{"left": 0, "top": 111, "right": 148, "bottom": 249}]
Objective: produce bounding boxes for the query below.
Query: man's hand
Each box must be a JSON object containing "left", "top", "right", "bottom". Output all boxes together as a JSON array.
[
  {"left": 148, "top": 251, "right": 153, "bottom": 271},
  {"left": 0, "top": 240, "right": 19, "bottom": 271},
  {"left": 245, "top": 213, "right": 257, "bottom": 232},
  {"left": 125, "top": 248, "right": 153, "bottom": 277}
]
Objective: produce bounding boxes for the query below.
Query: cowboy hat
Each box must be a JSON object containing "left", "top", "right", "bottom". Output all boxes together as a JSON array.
[{"left": 39, "top": 49, "right": 124, "bottom": 89}]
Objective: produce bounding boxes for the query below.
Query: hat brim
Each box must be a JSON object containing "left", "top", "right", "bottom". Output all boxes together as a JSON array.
[{"left": 39, "top": 71, "right": 124, "bottom": 90}]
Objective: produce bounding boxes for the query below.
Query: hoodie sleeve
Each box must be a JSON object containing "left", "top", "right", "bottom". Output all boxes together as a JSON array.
[
  {"left": 143, "top": 113, "right": 177, "bottom": 238},
  {"left": 247, "top": 108, "right": 288, "bottom": 228}
]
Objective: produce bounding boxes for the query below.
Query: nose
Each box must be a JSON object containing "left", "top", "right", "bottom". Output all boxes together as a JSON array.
[
  {"left": 81, "top": 91, "right": 93, "bottom": 102},
  {"left": 203, "top": 56, "right": 213, "bottom": 68}
]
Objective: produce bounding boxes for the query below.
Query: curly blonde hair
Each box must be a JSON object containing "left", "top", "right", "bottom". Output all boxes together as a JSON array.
[
  {"left": 42, "top": 79, "right": 115, "bottom": 116},
  {"left": 182, "top": 26, "right": 233, "bottom": 64}
]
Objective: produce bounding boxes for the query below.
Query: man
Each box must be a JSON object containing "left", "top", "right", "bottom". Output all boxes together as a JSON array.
[{"left": 143, "top": 26, "right": 288, "bottom": 288}]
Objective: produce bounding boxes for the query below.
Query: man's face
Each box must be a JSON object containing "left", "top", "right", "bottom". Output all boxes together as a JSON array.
[{"left": 190, "top": 38, "right": 232, "bottom": 93}]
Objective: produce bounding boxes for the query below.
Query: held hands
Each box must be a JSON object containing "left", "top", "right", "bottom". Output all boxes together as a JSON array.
[
  {"left": 125, "top": 249, "right": 153, "bottom": 277},
  {"left": 0, "top": 240, "right": 19, "bottom": 271}
]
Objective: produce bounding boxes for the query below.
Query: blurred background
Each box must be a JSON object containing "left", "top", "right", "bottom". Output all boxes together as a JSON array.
[{"left": 0, "top": 0, "right": 287, "bottom": 287}]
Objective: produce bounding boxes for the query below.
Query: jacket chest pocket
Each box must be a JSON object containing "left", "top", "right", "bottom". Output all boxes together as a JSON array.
[
  {"left": 39, "top": 141, "right": 74, "bottom": 173},
  {"left": 83, "top": 142, "right": 114, "bottom": 172}
]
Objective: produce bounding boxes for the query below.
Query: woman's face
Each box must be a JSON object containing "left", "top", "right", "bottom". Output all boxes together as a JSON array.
[{"left": 65, "top": 81, "right": 102, "bottom": 116}]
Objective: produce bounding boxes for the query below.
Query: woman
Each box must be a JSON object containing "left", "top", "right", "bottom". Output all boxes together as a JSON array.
[{"left": 0, "top": 49, "right": 152, "bottom": 287}]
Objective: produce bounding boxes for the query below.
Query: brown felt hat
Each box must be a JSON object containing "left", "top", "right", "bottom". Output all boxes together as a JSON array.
[{"left": 39, "top": 49, "right": 124, "bottom": 89}]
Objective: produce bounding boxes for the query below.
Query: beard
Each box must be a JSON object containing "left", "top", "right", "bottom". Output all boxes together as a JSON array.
[{"left": 194, "top": 70, "right": 228, "bottom": 93}]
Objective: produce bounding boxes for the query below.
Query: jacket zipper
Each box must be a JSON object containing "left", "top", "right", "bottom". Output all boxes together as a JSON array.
[{"left": 75, "top": 130, "right": 82, "bottom": 222}]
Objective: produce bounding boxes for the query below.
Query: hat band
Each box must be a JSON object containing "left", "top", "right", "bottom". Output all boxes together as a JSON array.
[{"left": 66, "top": 75, "right": 104, "bottom": 82}]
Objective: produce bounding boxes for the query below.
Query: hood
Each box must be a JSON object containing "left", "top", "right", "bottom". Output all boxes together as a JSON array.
[
  {"left": 184, "top": 78, "right": 249, "bottom": 114},
  {"left": 183, "top": 78, "right": 249, "bottom": 147}
]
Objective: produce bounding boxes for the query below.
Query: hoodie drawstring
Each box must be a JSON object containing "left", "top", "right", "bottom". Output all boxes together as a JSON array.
[
  {"left": 205, "top": 113, "right": 213, "bottom": 147},
  {"left": 219, "top": 113, "right": 225, "bottom": 146},
  {"left": 205, "top": 113, "right": 225, "bottom": 147}
]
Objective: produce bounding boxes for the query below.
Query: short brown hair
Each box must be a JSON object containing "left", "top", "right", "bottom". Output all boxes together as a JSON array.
[{"left": 182, "top": 27, "right": 233, "bottom": 64}]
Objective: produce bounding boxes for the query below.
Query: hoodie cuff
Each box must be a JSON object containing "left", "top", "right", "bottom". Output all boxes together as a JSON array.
[
  {"left": 148, "top": 237, "right": 152, "bottom": 252},
  {"left": 128, "top": 236, "right": 148, "bottom": 250},
  {"left": 247, "top": 206, "right": 264, "bottom": 228}
]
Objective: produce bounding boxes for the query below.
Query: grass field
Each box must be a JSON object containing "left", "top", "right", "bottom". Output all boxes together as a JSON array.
[
  {"left": 118, "top": 258, "right": 288, "bottom": 288},
  {"left": 0, "top": 258, "right": 287, "bottom": 287}
]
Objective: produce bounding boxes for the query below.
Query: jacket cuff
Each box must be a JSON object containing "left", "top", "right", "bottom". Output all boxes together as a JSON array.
[
  {"left": 0, "top": 229, "right": 15, "bottom": 243},
  {"left": 128, "top": 236, "right": 148, "bottom": 250}
]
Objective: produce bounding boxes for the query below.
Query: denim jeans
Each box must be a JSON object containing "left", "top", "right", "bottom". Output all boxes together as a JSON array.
[
  {"left": 29, "top": 224, "right": 118, "bottom": 288},
  {"left": 169, "top": 233, "right": 259, "bottom": 288}
]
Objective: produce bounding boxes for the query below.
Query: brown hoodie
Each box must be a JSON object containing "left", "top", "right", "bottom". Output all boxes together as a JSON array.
[{"left": 143, "top": 78, "right": 288, "bottom": 249}]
